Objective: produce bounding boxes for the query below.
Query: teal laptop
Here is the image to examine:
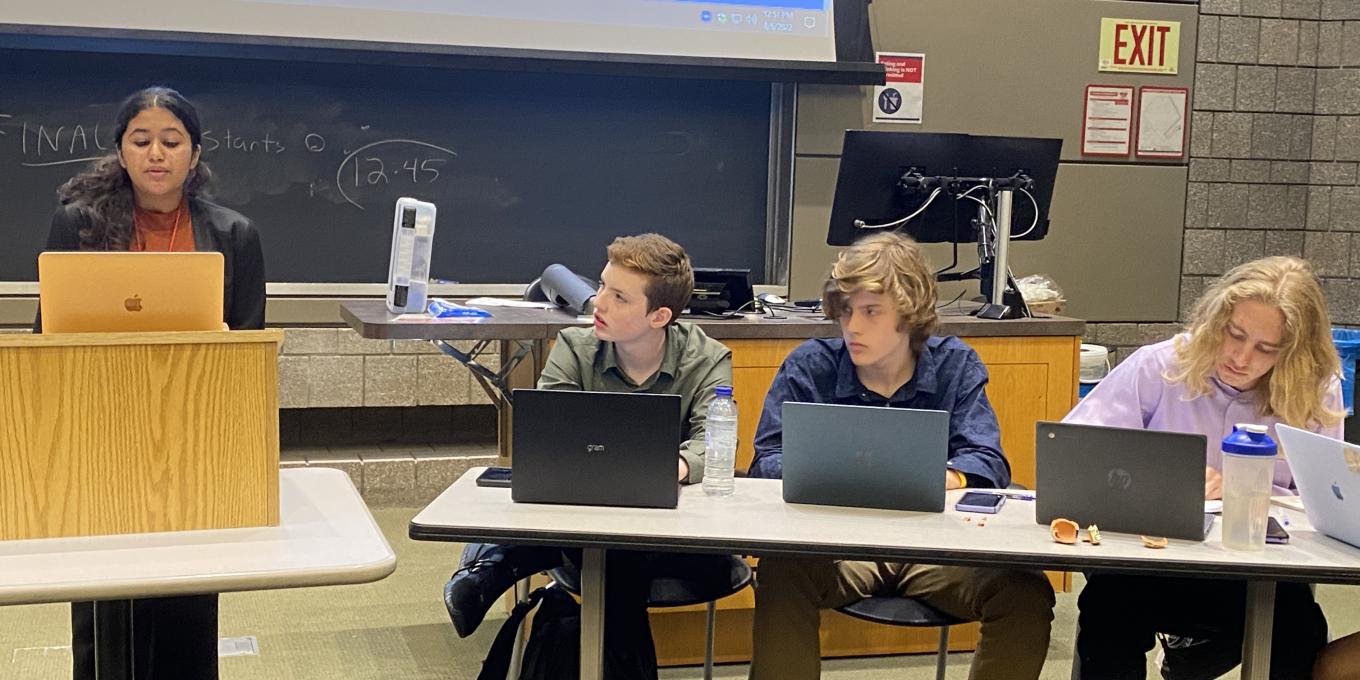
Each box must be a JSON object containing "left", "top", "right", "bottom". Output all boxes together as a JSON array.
[{"left": 780, "top": 402, "right": 949, "bottom": 512}]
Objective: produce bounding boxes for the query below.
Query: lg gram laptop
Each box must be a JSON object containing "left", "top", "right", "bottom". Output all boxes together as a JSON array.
[
  {"left": 781, "top": 402, "right": 949, "bottom": 512},
  {"left": 1276, "top": 424, "right": 1360, "bottom": 549},
  {"left": 1036, "top": 422, "right": 1214, "bottom": 541},
  {"left": 38, "top": 252, "right": 224, "bottom": 333},
  {"left": 510, "top": 389, "right": 681, "bottom": 509}
]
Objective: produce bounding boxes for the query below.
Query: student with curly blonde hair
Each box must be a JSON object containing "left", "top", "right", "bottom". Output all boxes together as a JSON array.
[
  {"left": 746, "top": 233, "right": 1055, "bottom": 680},
  {"left": 1066, "top": 256, "right": 1343, "bottom": 679}
]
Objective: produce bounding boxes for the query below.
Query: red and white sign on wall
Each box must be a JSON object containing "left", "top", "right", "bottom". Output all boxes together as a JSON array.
[
  {"left": 1081, "top": 84, "right": 1135, "bottom": 157},
  {"left": 1098, "top": 18, "right": 1181, "bottom": 75},
  {"left": 873, "top": 52, "right": 924, "bottom": 124}
]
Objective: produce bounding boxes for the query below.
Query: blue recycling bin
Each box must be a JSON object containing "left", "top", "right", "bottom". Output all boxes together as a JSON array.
[{"left": 1333, "top": 328, "right": 1360, "bottom": 416}]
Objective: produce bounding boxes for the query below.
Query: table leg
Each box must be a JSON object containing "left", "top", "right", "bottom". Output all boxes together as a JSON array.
[
  {"left": 580, "top": 548, "right": 606, "bottom": 680},
  {"left": 430, "top": 338, "right": 543, "bottom": 461},
  {"left": 496, "top": 339, "right": 544, "bottom": 462},
  {"left": 1240, "top": 580, "right": 1276, "bottom": 680},
  {"left": 508, "top": 579, "right": 531, "bottom": 680},
  {"left": 92, "top": 599, "right": 133, "bottom": 680}
]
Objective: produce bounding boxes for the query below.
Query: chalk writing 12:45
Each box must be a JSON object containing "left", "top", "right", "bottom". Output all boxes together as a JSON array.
[
  {"left": 353, "top": 156, "right": 445, "bottom": 186},
  {"left": 335, "top": 139, "right": 458, "bottom": 210}
]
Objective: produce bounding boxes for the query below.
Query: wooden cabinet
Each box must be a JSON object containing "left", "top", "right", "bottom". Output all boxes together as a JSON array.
[{"left": 653, "top": 333, "right": 1080, "bottom": 666}]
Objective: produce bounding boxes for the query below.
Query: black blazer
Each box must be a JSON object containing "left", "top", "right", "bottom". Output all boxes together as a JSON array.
[{"left": 35, "top": 197, "right": 266, "bottom": 331}]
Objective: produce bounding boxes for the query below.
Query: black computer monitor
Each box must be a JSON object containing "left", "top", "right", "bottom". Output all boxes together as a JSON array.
[
  {"left": 826, "top": 131, "right": 1063, "bottom": 246},
  {"left": 690, "top": 268, "right": 754, "bottom": 315}
]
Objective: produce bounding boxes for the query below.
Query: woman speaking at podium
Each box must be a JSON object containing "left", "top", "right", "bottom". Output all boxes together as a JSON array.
[{"left": 37, "top": 87, "right": 265, "bottom": 680}]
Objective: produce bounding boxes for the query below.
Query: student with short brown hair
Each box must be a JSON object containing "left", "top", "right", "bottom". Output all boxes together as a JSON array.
[
  {"left": 445, "top": 233, "right": 733, "bottom": 678},
  {"left": 746, "top": 232, "right": 1055, "bottom": 680},
  {"left": 604, "top": 233, "right": 693, "bottom": 327}
]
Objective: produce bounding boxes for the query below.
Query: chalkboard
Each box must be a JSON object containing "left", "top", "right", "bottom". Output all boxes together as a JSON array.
[{"left": 0, "top": 48, "right": 772, "bottom": 284}]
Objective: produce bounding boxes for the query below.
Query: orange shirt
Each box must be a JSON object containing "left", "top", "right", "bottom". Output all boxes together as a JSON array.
[{"left": 131, "top": 200, "right": 196, "bottom": 252}]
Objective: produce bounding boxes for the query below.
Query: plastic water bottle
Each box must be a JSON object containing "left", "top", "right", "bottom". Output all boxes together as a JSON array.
[
  {"left": 702, "top": 386, "right": 738, "bottom": 497},
  {"left": 1221, "top": 424, "right": 1277, "bottom": 551}
]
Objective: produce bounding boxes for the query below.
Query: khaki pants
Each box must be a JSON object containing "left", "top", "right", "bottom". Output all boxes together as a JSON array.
[{"left": 749, "top": 558, "right": 1055, "bottom": 680}]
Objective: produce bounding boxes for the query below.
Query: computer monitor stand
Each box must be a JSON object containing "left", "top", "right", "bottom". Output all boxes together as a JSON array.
[{"left": 933, "top": 181, "right": 1031, "bottom": 320}]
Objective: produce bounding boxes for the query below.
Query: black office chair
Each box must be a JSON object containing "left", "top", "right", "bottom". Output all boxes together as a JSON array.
[
  {"left": 837, "top": 483, "right": 1029, "bottom": 680},
  {"left": 547, "top": 555, "right": 754, "bottom": 679},
  {"left": 836, "top": 595, "right": 969, "bottom": 680}
]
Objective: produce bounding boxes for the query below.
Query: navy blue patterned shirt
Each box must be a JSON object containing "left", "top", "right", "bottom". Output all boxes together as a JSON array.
[{"left": 747, "top": 335, "right": 1010, "bottom": 489}]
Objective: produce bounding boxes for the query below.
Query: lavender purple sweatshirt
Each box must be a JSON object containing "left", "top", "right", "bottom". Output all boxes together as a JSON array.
[{"left": 1063, "top": 337, "right": 1344, "bottom": 495}]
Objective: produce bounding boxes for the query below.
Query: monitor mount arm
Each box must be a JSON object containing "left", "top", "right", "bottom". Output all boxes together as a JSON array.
[{"left": 895, "top": 169, "right": 1033, "bottom": 320}]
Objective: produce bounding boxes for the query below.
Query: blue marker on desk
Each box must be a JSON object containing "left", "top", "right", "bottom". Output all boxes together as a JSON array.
[{"left": 427, "top": 298, "right": 492, "bottom": 318}]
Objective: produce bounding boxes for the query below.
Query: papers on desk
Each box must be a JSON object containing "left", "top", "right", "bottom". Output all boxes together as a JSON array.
[
  {"left": 1271, "top": 495, "right": 1306, "bottom": 512},
  {"left": 465, "top": 297, "right": 558, "bottom": 309},
  {"left": 1205, "top": 500, "right": 1223, "bottom": 514}
]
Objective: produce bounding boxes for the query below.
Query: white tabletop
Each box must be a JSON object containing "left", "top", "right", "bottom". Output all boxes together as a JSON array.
[
  {"left": 0, "top": 468, "right": 396, "bottom": 605},
  {"left": 411, "top": 468, "right": 1360, "bottom": 585}
]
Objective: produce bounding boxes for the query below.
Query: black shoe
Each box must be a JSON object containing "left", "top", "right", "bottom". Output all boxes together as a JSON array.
[{"left": 444, "top": 544, "right": 553, "bottom": 638}]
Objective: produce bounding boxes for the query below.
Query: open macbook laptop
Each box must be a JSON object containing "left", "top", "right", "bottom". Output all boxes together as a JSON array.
[
  {"left": 510, "top": 389, "right": 681, "bottom": 509},
  {"left": 1276, "top": 424, "right": 1360, "bottom": 549},
  {"left": 1036, "top": 422, "right": 1214, "bottom": 541},
  {"left": 38, "top": 252, "right": 224, "bottom": 333},
  {"left": 782, "top": 402, "right": 948, "bottom": 512}
]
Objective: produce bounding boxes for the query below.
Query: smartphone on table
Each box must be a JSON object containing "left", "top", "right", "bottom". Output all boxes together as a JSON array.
[
  {"left": 1266, "top": 515, "right": 1290, "bottom": 544},
  {"left": 475, "top": 466, "right": 513, "bottom": 488},
  {"left": 955, "top": 491, "right": 1006, "bottom": 514}
]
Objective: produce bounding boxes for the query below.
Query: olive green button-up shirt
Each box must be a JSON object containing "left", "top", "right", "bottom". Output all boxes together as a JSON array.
[{"left": 537, "top": 321, "right": 734, "bottom": 484}]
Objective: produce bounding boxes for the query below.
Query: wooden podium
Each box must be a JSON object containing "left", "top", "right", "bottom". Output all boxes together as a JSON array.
[{"left": 0, "top": 330, "right": 283, "bottom": 541}]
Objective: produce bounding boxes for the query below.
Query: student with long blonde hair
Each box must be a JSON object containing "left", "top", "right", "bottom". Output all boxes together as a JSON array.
[{"left": 1066, "top": 256, "right": 1343, "bottom": 679}]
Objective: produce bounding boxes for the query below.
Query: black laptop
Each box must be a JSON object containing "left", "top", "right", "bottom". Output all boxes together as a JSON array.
[
  {"left": 1036, "top": 422, "right": 1215, "bottom": 541},
  {"left": 510, "top": 389, "right": 682, "bottom": 509}
]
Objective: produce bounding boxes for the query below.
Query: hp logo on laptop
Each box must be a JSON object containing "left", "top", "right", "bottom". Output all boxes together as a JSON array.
[
  {"left": 1107, "top": 468, "right": 1133, "bottom": 491},
  {"left": 586, "top": 444, "right": 606, "bottom": 454}
]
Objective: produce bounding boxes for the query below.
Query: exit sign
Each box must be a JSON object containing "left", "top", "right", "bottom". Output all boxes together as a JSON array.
[{"left": 1099, "top": 18, "right": 1180, "bottom": 75}]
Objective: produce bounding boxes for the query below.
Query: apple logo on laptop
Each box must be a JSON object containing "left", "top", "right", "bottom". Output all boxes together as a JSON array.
[
  {"left": 1334, "top": 482, "right": 1345, "bottom": 502},
  {"left": 124, "top": 295, "right": 143, "bottom": 312}
]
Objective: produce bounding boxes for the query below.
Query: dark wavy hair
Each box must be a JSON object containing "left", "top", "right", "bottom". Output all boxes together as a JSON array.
[{"left": 56, "top": 86, "right": 213, "bottom": 250}]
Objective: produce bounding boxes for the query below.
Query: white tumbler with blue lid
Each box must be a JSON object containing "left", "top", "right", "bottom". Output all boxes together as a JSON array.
[{"left": 1220, "top": 424, "right": 1277, "bottom": 550}]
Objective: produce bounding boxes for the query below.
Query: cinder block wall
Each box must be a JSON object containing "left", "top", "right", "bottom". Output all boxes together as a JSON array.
[
  {"left": 1086, "top": 0, "right": 1360, "bottom": 364},
  {"left": 276, "top": 328, "right": 497, "bottom": 409},
  {"left": 273, "top": 328, "right": 500, "bottom": 506}
]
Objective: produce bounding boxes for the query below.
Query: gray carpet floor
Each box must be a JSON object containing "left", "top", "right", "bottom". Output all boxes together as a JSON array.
[{"left": 1, "top": 507, "right": 1356, "bottom": 679}]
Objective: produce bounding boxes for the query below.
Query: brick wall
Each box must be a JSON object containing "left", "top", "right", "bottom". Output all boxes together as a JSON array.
[
  {"left": 274, "top": 328, "right": 501, "bottom": 506},
  {"left": 276, "top": 328, "right": 498, "bottom": 409},
  {"left": 1086, "top": 0, "right": 1360, "bottom": 364}
]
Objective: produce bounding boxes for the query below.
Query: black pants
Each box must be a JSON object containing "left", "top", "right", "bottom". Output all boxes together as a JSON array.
[
  {"left": 71, "top": 595, "right": 219, "bottom": 680},
  {"left": 560, "top": 549, "right": 659, "bottom": 680},
  {"left": 485, "top": 545, "right": 736, "bottom": 680},
  {"left": 1076, "top": 574, "right": 1326, "bottom": 680}
]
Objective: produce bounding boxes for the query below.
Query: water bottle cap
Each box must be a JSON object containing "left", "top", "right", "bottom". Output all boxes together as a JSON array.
[
  {"left": 714, "top": 385, "right": 732, "bottom": 397},
  {"left": 1221, "top": 423, "right": 1277, "bottom": 456}
]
